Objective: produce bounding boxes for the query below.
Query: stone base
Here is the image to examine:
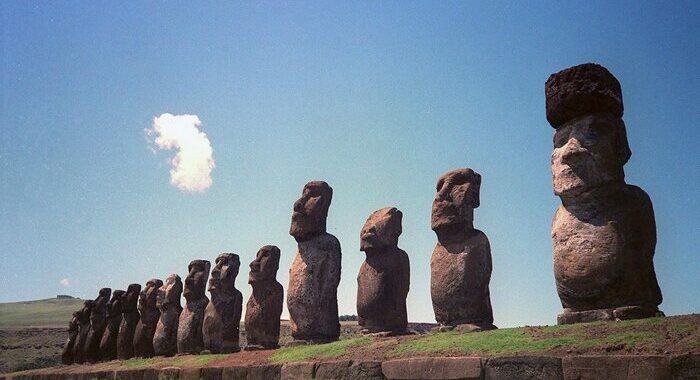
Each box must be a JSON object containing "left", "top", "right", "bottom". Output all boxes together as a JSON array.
[
  {"left": 361, "top": 328, "right": 416, "bottom": 337},
  {"left": 244, "top": 344, "right": 279, "bottom": 351},
  {"left": 558, "top": 305, "right": 660, "bottom": 325},
  {"left": 433, "top": 323, "right": 498, "bottom": 333},
  {"left": 286, "top": 338, "right": 336, "bottom": 347}
]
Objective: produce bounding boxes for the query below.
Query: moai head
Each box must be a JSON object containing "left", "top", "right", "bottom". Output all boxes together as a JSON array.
[
  {"left": 290, "top": 181, "right": 333, "bottom": 242},
  {"left": 209, "top": 253, "right": 239, "bottom": 296},
  {"left": 249, "top": 245, "right": 281, "bottom": 283},
  {"left": 94, "top": 288, "right": 112, "bottom": 312},
  {"left": 360, "top": 207, "right": 403, "bottom": 251},
  {"left": 431, "top": 168, "right": 481, "bottom": 232},
  {"left": 184, "top": 260, "right": 210, "bottom": 302},
  {"left": 139, "top": 279, "right": 163, "bottom": 311},
  {"left": 546, "top": 63, "right": 631, "bottom": 198},
  {"left": 157, "top": 274, "right": 183, "bottom": 309},
  {"left": 121, "top": 284, "right": 142, "bottom": 312},
  {"left": 108, "top": 290, "right": 125, "bottom": 317}
]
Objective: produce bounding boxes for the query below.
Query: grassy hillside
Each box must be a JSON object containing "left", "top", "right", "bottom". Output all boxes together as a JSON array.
[{"left": 0, "top": 298, "right": 84, "bottom": 327}]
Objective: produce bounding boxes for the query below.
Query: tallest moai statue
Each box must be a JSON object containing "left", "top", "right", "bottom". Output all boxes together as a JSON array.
[{"left": 546, "top": 63, "right": 662, "bottom": 324}]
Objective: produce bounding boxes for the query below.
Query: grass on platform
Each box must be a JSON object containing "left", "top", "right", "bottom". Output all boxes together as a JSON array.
[{"left": 270, "top": 337, "right": 372, "bottom": 363}]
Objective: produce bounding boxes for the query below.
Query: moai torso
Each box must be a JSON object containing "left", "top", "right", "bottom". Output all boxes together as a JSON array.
[
  {"left": 117, "top": 283, "right": 141, "bottom": 360},
  {"left": 357, "top": 207, "right": 410, "bottom": 333},
  {"left": 178, "top": 260, "right": 210, "bottom": 354},
  {"left": 154, "top": 274, "right": 183, "bottom": 357},
  {"left": 133, "top": 279, "right": 162, "bottom": 358},
  {"left": 245, "top": 245, "right": 284, "bottom": 349},
  {"left": 99, "top": 290, "right": 124, "bottom": 361},
  {"left": 61, "top": 312, "right": 80, "bottom": 365},
  {"left": 72, "top": 300, "right": 93, "bottom": 364},
  {"left": 287, "top": 181, "right": 341, "bottom": 343},
  {"left": 203, "top": 253, "right": 243, "bottom": 354},
  {"left": 546, "top": 63, "right": 662, "bottom": 324},
  {"left": 85, "top": 288, "right": 111, "bottom": 363}
]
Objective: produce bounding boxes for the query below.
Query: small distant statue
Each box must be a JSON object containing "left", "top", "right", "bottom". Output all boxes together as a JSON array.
[
  {"left": 287, "top": 181, "right": 342, "bottom": 344},
  {"left": 117, "top": 283, "right": 141, "bottom": 360},
  {"left": 85, "top": 287, "right": 111, "bottom": 363},
  {"left": 153, "top": 274, "right": 183, "bottom": 357},
  {"left": 430, "top": 168, "right": 496, "bottom": 331},
  {"left": 61, "top": 311, "right": 80, "bottom": 365},
  {"left": 72, "top": 300, "right": 94, "bottom": 364},
  {"left": 357, "top": 207, "right": 410, "bottom": 335},
  {"left": 203, "top": 253, "right": 243, "bottom": 353},
  {"left": 99, "top": 289, "right": 125, "bottom": 361},
  {"left": 545, "top": 63, "right": 662, "bottom": 324},
  {"left": 244, "top": 245, "right": 284, "bottom": 350},
  {"left": 177, "top": 260, "right": 210, "bottom": 354},
  {"left": 133, "top": 279, "right": 163, "bottom": 358}
]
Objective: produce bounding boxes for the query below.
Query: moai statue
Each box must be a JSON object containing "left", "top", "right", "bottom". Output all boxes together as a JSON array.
[
  {"left": 357, "top": 207, "right": 410, "bottom": 335},
  {"left": 244, "top": 245, "right": 284, "bottom": 350},
  {"left": 99, "top": 289, "right": 125, "bottom": 361},
  {"left": 203, "top": 253, "right": 243, "bottom": 353},
  {"left": 72, "top": 300, "right": 94, "bottom": 364},
  {"left": 117, "top": 283, "right": 141, "bottom": 360},
  {"left": 61, "top": 311, "right": 80, "bottom": 365},
  {"left": 430, "top": 168, "right": 495, "bottom": 331},
  {"left": 177, "top": 260, "right": 210, "bottom": 354},
  {"left": 287, "top": 181, "right": 342, "bottom": 344},
  {"left": 133, "top": 279, "right": 163, "bottom": 358},
  {"left": 545, "top": 63, "right": 662, "bottom": 324},
  {"left": 153, "top": 274, "right": 183, "bottom": 357},
  {"left": 85, "top": 287, "right": 111, "bottom": 363}
]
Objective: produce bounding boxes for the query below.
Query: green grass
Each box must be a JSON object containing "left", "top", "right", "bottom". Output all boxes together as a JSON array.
[
  {"left": 0, "top": 298, "right": 84, "bottom": 327},
  {"left": 118, "top": 354, "right": 227, "bottom": 369},
  {"left": 270, "top": 337, "right": 372, "bottom": 363},
  {"left": 669, "top": 321, "right": 693, "bottom": 334}
]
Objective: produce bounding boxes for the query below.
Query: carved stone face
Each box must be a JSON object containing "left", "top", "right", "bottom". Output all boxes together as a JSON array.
[
  {"left": 209, "top": 253, "right": 239, "bottom": 295},
  {"left": 184, "top": 260, "right": 210, "bottom": 301},
  {"left": 108, "top": 290, "right": 125, "bottom": 317},
  {"left": 139, "top": 279, "right": 163, "bottom": 311},
  {"left": 157, "top": 274, "right": 182, "bottom": 309},
  {"left": 290, "top": 181, "right": 333, "bottom": 241},
  {"left": 551, "top": 113, "right": 630, "bottom": 197},
  {"left": 360, "top": 207, "right": 402, "bottom": 251},
  {"left": 93, "top": 288, "right": 111, "bottom": 313},
  {"left": 121, "top": 283, "right": 142, "bottom": 312},
  {"left": 431, "top": 168, "right": 481, "bottom": 231},
  {"left": 249, "top": 245, "right": 281, "bottom": 283},
  {"left": 79, "top": 300, "right": 94, "bottom": 322}
]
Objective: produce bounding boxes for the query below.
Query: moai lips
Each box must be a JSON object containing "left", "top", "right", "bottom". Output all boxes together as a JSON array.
[
  {"left": 203, "top": 253, "right": 243, "bottom": 354},
  {"left": 245, "top": 245, "right": 284, "bottom": 349}
]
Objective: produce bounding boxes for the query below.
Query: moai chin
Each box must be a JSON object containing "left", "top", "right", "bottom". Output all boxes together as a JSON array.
[
  {"left": 177, "top": 260, "right": 210, "bottom": 354},
  {"left": 117, "top": 283, "right": 141, "bottom": 360},
  {"left": 430, "top": 168, "right": 496, "bottom": 331},
  {"left": 61, "top": 311, "right": 80, "bottom": 365},
  {"left": 357, "top": 207, "right": 410, "bottom": 335},
  {"left": 203, "top": 253, "right": 243, "bottom": 354},
  {"left": 153, "top": 274, "right": 183, "bottom": 357},
  {"left": 244, "top": 245, "right": 284, "bottom": 350},
  {"left": 85, "top": 287, "right": 111, "bottom": 363},
  {"left": 546, "top": 63, "right": 662, "bottom": 324},
  {"left": 99, "top": 289, "right": 125, "bottom": 361},
  {"left": 287, "top": 181, "right": 341, "bottom": 344},
  {"left": 72, "top": 300, "right": 94, "bottom": 364},
  {"left": 133, "top": 279, "right": 163, "bottom": 358}
]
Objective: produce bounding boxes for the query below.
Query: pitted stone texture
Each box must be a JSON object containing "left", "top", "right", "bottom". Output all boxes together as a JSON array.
[
  {"left": 382, "top": 357, "right": 482, "bottom": 380},
  {"left": 61, "top": 312, "right": 80, "bottom": 364},
  {"left": 133, "top": 279, "right": 162, "bottom": 358},
  {"left": 315, "top": 360, "right": 352, "bottom": 379},
  {"left": 557, "top": 309, "right": 614, "bottom": 325},
  {"left": 281, "top": 362, "right": 316, "bottom": 380},
  {"left": 348, "top": 361, "right": 384, "bottom": 380},
  {"left": 671, "top": 354, "right": 700, "bottom": 380},
  {"left": 178, "top": 260, "right": 210, "bottom": 354},
  {"left": 153, "top": 274, "right": 183, "bottom": 357},
  {"left": 85, "top": 288, "right": 111, "bottom": 363},
  {"left": 114, "top": 369, "right": 146, "bottom": 380},
  {"left": 245, "top": 246, "right": 283, "bottom": 349},
  {"left": 485, "top": 356, "right": 563, "bottom": 380},
  {"left": 562, "top": 355, "right": 670, "bottom": 380},
  {"left": 100, "top": 290, "right": 125, "bottom": 361},
  {"left": 117, "top": 284, "right": 141, "bottom": 360},
  {"left": 358, "top": 208, "right": 410, "bottom": 333},
  {"left": 247, "top": 364, "right": 281, "bottom": 380},
  {"left": 545, "top": 63, "right": 623, "bottom": 128},
  {"left": 72, "top": 300, "right": 94, "bottom": 364},
  {"left": 157, "top": 367, "right": 179, "bottom": 380},
  {"left": 221, "top": 367, "right": 247, "bottom": 380}
]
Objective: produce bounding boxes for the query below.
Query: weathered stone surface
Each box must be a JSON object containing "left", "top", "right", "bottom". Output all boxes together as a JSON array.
[
  {"left": 199, "top": 367, "right": 222, "bottom": 380},
  {"left": 178, "top": 260, "right": 210, "bottom": 354},
  {"left": 153, "top": 274, "right": 183, "bottom": 357},
  {"left": 430, "top": 169, "right": 495, "bottom": 328},
  {"left": 671, "top": 354, "right": 700, "bottom": 380},
  {"left": 99, "top": 289, "right": 125, "bottom": 361},
  {"left": 315, "top": 360, "right": 352, "bottom": 379},
  {"left": 545, "top": 63, "right": 623, "bottom": 128},
  {"left": 157, "top": 367, "right": 179, "bottom": 380},
  {"left": 203, "top": 253, "right": 242, "bottom": 354},
  {"left": 247, "top": 364, "right": 281, "bottom": 380},
  {"left": 347, "top": 361, "right": 384, "bottom": 380},
  {"left": 84, "top": 370, "right": 115, "bottom": 380},
  {"left": 382, "top": 357, "right": 482, "bottom": 380},
  {"left": 557, "top": 309, "right": 613, "bottom": 325},
  {"left": 114, "top": 369, "right": 145, "bottom": 380},
  {"left": 280, "top": 362, "right": 315, "bottom": 380},
  {"left": 485, "top": 356, "right": 563, "bottom": 380},
  {"left": 548, "top": 65, "right": 662, "bottom": 324},
  {"left": 287, "top": 181, "right": 341, "bottom": 343},
  {"left": 117, "top": 284, "right": 141, "bottom": 360},
  {"left": 178, "top": 368, "right": 201, "bottom": 380},
  {"left": 61, "top": 311, "right": 80, "bottom": 364},
  {"left": 245, "top": 245, "right": 283, "bottom": 349},
  {"left": 133, "top": 279, "right": 163, "bottom": 358},
  {"left": 220, "top": 367, "right": 247, "bottom": 380},
  {"left": 357, "top": 207, "right": 410, "bottom": 334},
  {"left": 562, "top": 355, "right": 670, "bottom": 380},
  {"left": 72, "top": 300, "right": 94, "bottom": 364},
  {"left": 85, "top": 288, "right": 111, "bottom": 363}
]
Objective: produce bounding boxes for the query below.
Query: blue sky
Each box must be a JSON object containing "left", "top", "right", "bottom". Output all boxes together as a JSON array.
[{"left": 1, "top": 1, "right": 698, "bottom": 327}]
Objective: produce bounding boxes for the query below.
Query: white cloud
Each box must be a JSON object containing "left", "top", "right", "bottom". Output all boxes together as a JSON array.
[
  {"left": 146, "top": 113, "right": 215, "bottom": 193},
  {"left": 59, "top": 278, "right": 71, "bottom": 287}
]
